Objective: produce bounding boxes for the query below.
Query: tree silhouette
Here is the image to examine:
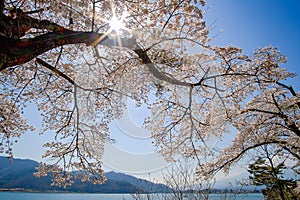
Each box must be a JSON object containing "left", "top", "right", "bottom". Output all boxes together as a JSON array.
[{"left": 248, "top": 147, "right": 299, "bottom": 200}]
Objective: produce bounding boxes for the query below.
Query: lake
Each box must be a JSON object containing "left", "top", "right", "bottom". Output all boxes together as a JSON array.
[{"left": 0, "top": 192, "right": 264, "bottom": 200}]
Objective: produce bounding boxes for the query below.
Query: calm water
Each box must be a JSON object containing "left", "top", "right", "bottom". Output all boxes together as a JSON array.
[{"left": 0, "top": 192, "right": 264, "bottom": 200}]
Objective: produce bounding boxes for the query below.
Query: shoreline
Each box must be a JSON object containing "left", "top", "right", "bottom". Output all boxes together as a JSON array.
[{"left": 0, "top": 188, "right": 262, "bottom": 194}]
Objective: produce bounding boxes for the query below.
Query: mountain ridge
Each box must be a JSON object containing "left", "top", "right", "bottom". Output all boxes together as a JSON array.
[{"left": 0, "top": 156, "right": 170, "bottom": 193}]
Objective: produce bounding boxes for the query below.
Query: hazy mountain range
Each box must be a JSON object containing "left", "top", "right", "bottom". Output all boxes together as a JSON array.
[
  {"left": 0, "top": 156, "right": 170, "bottom": 193},
  {"left": 2, "top": 156, "right": 295, "bottom": 193}
]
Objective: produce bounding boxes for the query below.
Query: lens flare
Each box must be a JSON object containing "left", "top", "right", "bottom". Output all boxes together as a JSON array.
[
  {"left": 109, "top": 16, "right": 125, "bottom": 33},
  {"left": 108, "top": 10, "right": 129, "bottom": 36}
]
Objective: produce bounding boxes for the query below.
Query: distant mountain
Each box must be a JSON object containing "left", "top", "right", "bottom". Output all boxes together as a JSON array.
[
  {"left": 0, "top": 156, "right": 169, "bottom": 193},
  {"left": 0, "top": 157, "right": 52, "bottom": 191},
  {"left": 213, "top": 172, "right": 251, "bottom": 189},
  {"left": 105, "top": 171, "right": 170, "bottom": 193}
]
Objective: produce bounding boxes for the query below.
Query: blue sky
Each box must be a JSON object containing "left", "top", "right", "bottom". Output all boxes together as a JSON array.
[
  {"left": 207, "top": 0, "right": 300, "bottom": 87},
  {"left": 4, "top": 1, "right": 300, "bottom": 182}
]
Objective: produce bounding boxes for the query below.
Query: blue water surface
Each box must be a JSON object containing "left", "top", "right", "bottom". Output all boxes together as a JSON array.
[{"left": 0, "top": 192, "right": 264, "bottom": 200}]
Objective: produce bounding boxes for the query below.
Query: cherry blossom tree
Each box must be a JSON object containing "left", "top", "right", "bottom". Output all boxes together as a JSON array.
[
  {"left": 196, "top": 47, "right": 300, "bottom": 177},
  {"left": 0, "top": 0, "right": 299, "bottom": 186}
]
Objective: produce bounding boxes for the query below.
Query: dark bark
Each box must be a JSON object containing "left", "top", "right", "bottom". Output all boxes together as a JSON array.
[
  {"left": 0, "top": 30, "right": 109, "bottom": 71},
  {"left": 0, "top": 27, "right": 141, "bottom": 72},
  {"left": 0, "top": 0, "right": 3, "bottom": 14},
  {"left": 265, "top": 150, "right": 286, "bottom": 200}
]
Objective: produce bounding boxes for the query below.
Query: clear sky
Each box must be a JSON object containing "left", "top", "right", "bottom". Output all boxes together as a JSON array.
[
  {"left": 207, "top": 0, "right": 300, "bottom": 88},
  {"left": 4, "top": 0, "right": 300, "bottom": 183}
]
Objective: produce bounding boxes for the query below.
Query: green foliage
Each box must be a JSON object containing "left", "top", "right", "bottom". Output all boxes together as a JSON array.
[
  {"left": 248, "top": 157, "right": 285, "bottom": 187},
  {"left": 248, "top": 156, "right": 299, "bottom": 200}
]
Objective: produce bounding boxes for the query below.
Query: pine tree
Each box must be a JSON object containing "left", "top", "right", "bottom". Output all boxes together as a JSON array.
[{"left": 248, "top": 155, "right": 298, "bottom": 200}]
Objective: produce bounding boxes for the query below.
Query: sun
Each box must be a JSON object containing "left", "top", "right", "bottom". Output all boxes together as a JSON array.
[
  {"left": 91, "top": 6, "right": 130, "bottom": 47},
  {"left": 109, "top": 16, "right": 125, "bottom": 33},
  {"left": 107, "top": 10, "right": 129, "bottom": 35}
]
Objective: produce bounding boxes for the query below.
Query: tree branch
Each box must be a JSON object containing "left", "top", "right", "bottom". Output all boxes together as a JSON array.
[
  {"left": 36, "top": 58, "right": 75, "bottom": 86},
  {"left": 0, "top": 30, "right": 109, "bottom": 71},
  {"left": 211, "top": 140, "right": 295, "bottom": 175},
  {"left": 133, "top": 49, "right": 191, "bottom": 87},
  {"left": 0, "top": 30, "right": 191, "bottom": 87},
  {"left": 276, "top": 81, "right": 300, "bottom": 108},
  {"left": 0, "top": 0, "right": 4, "bottom": 14},
  {"left": 241, "top": 108, "right": 282, "bottom": 116},
  {"left": 0, "top": 10, "right": 193, "bottom": 88}
]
